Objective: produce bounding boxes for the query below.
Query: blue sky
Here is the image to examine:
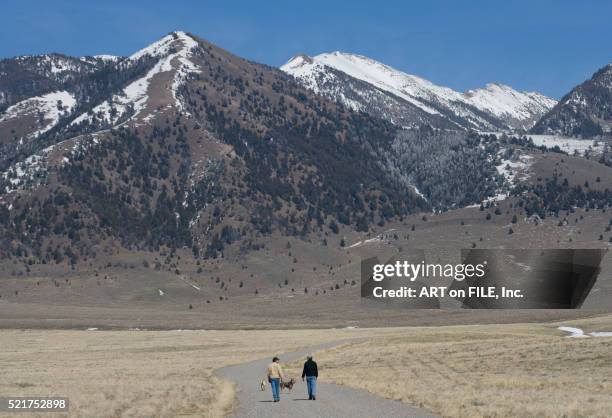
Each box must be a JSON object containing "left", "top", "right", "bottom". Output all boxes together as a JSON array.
[{"left": 2, "top": 0, "right": 611, "bottom": 98}]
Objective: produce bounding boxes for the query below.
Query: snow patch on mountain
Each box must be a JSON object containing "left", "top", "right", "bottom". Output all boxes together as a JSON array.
[
  {"left": 37, "top": 55, "right": 80, "bottom": 75},
  {"left": 0, "top": 90, "right": 76, "bottom": 137},
  {"left": 94, "top": 54, "right": 121, "bottom": 62},
  {"left": 469, "top": 149, "right": 534, "bottom": 205},
  {"left": 485, "top": 132, "right": 604, "bottom": 155},
  {"left": 411, "top": 184, "right": 428, "bottom": 202},
  {"left": 527, "top": 134, "right": 603, "bottom": 155},
  {"left": 3, "top": 154, "right": 43, "bottom": 190},
  {"left": 483, "top": 155, "right": 530, "bottom": 204},
  {"left": 1, "top": 142, "right": 60, "bottom": 193},
  {"left": 80, "top": 55, "right": 122, "bottom": 64},
  {"left": 496, "top": 152, "right": 533, "bottom": 184}
]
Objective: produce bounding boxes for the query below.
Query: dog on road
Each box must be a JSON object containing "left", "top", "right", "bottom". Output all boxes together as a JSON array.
[
  {"left": 261, "top": 377, "right": 295, "bottom": 393},
  {"left": 280, "top": 378, "right": 295, "bottom": 393}
]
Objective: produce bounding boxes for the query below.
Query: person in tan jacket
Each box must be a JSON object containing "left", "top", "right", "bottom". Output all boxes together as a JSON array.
[{"left": 266, "top": 356, "right": 284, "bottom": 402}]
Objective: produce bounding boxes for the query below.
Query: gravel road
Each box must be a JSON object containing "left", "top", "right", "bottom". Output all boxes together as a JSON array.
[{"left": 217, "top": 341, "right": 438, "bottom": 418}]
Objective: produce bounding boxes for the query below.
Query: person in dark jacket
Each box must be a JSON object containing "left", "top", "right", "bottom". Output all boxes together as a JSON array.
[{"left": 301, "top": 354, "right": 318, "bottom": 400}]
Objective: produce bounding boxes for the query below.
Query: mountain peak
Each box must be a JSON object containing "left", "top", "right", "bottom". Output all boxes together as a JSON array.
[
  {"left": 70, "top": 30, "right": 201, "bottom": 128},
  {"left": 476, "top": 82, "right": 551, "bottom": 99},
  {"left": 282, "top": 51, "right": 557, "bottom": 131},
  {"left": 481, "top": 82, "right": 513, "bottom": 91},
  {"left": 532, "top": 62, "right": 612, "bottom": 137},
  {"left": 281, "top": 54, "right": 313, "bottom": 70},
  {"left": 129, "top": 31, "right": 197, "bottom": 61}
]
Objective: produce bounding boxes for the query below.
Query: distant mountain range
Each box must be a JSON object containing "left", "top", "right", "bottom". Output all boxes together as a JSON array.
[
  {"left": 0, "top": 32, "right": 430, "bottom": 261},
  {"left": 0, "top": 31, "right": 609, "bottom": 264},
  {"left": 281, "top": 52, "right": 557, "bottom": 131}
]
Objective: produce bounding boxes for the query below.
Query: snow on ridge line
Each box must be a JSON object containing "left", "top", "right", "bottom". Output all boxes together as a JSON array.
[
  {"left": 282, "top": 51, "right": 556, "bottom": 127},
  {"left": 80, "top": 55, "right": 122, "bottom": 63},
  {"left": 318, "top": 52, "right": 556, "bottom": 121},
  {"left": 170, "top": 32, "right": 200, "bottom": 112},
  {"left": 71, "top": 32, "right": 200, "bottom": 126},
  {"left": 313, "top": 52, "right": 446, "bottom": 115},
  {"left": 94, "top": 54, "right": 121, "bottom": 61},
  {"left": 129, "top": 31, "right": 196, "bottom": 61},
  {"left": 281, "top": 53, "right": 441, "bottom": 115},
  {"left": 283, "top": 51, "right": 468, "bottom": 116},
  {"left": 129, "top": 33, "right": 177, "bottom": 61},
  {"left": 464, "top": 83, "right": 557, "bottom": 122}
]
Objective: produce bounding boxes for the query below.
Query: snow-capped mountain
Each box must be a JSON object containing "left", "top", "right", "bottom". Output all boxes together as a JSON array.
[
  {"left": 280, "top": 54, "right": 457, "bottom": 129},
  {"left": 1, "top": 32, "right": 202, "bottom": 138},
  {"left": 70, "top": 31, "right": 200, "bottom": 128},
  {"left": 0, "top": 29, "right": 607, "bottom": 275},
  {"left": 531, "top": 64, "right": 612, "bottom": 138},
  {"left": 0, "top": 31, "right": 440, "bottom": 262},
  {"left": 281, "top": 52, "right": 556, "bottom": 131},
  {"left": 0, "top": 31, "right": 207, "bottom": 183}
]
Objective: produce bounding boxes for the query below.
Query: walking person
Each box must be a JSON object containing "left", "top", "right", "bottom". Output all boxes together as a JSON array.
[
  {"left": 302, "top": 354, "right": 318, "bottom": 400},
  {"left": 267, "top": 356, "right": 285, "bottom": 402}
]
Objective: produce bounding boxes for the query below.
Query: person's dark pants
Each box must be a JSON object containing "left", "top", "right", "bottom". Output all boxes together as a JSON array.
[
  {"left": 306, "top": 376, "right": 317, "bottom": 399},
  {"left": 270, "top": 378, "right": 280, "bottom": 401}
]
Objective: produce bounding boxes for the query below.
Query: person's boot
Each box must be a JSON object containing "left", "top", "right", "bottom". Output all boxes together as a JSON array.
[{"left": 312, "top": 396, "right": 316, "bottom": 400}]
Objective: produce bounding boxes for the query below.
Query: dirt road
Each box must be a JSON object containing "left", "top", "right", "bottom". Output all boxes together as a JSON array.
[{"left": 218, "top": 341, "right": 437, "bottom": 418}]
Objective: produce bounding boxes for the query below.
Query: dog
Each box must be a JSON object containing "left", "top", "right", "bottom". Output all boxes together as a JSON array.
[
  {"left": 260, "top": 379, "right": 267, "bottom": 391},
  {"left": 280, "top": 378, "right": 295, "bottom": 393}
]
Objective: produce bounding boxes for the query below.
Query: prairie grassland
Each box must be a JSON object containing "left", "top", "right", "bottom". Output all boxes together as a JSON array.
[
  {"left": 1, "top": 317, "right": 611, "bottom": 418},
  {"left": 0, "top": 328, "right": 394, "bottom": 418},
  {"left": 288, "top": 315, "right": 612, "bottom": 418}
]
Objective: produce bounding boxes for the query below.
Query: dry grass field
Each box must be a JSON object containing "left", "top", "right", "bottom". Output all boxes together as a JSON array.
[
  {"left": 0, "top": 327, "right": 399, "bottom": 418},
  {"left": 286, "top": 315, "right": 612, "bottom": 418},
  {"left": 1, "top": 317, "right": 611, "bottom": 417}
]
